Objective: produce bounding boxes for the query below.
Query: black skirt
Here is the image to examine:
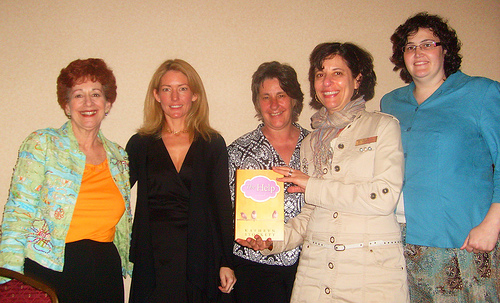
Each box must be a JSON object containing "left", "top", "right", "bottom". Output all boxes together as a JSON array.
[{"left": 24, "top": 239, "right": 123, "bottom": 303}]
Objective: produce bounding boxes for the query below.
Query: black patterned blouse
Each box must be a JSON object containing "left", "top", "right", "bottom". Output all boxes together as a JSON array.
[{"left": 228, "top": 123, "right": 310, "bottom": 266}]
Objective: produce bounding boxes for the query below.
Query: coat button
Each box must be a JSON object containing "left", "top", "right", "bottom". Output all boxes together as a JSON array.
[
  {"left": 334, "top": 165, "right": 340, "bottom": 172},
  {"left": 370, "top": 193, "right": 376, "bottom": 199},
  {"left": 338, "top": 143, "right": 344, "bottom": 149},
  {"left": 325, "top": 287, "right": 331, "bottom": 294},
  {"left": 382, "top": 188, "right": 389, "bottom": 194},
  {"left": 333, "top": 212, "right": 338, "bottom": 219},
  {"left": 322, "top": 167, "right": 328, "bottom": 174},
  {"left": 328, "top": 262, "right": 334, "bottom": 269},
  {"left": 330, "top": 236, "right": 335, "bottom": 243}
]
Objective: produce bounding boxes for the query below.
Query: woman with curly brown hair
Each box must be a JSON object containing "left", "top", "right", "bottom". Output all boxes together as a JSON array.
[{"left": 381, "top": 12, "right": 500, "bottom": 302}]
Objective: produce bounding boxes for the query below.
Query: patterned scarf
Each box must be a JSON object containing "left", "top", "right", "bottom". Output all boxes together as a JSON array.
[{"left": 310, "top": 97, "right": 366, "bottom": 178}]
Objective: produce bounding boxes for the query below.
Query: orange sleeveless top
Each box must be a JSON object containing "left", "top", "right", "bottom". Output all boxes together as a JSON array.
[{"left": 65, "top": 160, "right": 125, "bottom": 243}]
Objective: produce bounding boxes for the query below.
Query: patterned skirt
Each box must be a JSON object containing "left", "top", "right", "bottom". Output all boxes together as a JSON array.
[{"left": 401, "top": 224, "right": 500, "bottom": 302}]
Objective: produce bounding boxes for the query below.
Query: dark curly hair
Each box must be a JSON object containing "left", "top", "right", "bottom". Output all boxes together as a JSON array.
[
  {"left": 308, "top": 42, "right": 376, "bottom": 110},
  {"left": 390, "top": 12, "right": 462, "bottom": 83},
  {"left": 251, "top": 61, "right": 304, "bottom": 122},
  {"left": 57, "top": 58, "right": 117, "bottom": 110}
]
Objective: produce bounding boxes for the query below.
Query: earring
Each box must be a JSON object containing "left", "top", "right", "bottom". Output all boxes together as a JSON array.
[
  {"left": 66, "top": 112, "right": 71, "bottom": 119},
  {"left": 105, "top": 112, "right": 109, "bottom": 116}
]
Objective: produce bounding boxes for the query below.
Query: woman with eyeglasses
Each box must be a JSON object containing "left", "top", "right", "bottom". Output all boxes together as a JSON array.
[{"left": 381, "top": 12, "right": 500, "bottom": 302}]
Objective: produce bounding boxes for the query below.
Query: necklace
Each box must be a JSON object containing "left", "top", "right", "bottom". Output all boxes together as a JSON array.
[{"left": 165, "top": 128, "right": 189, "bottom": 136}]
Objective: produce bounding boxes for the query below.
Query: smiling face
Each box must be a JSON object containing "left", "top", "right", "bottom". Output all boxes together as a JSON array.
[
  {"left": 154, "top": 70, "right": 198, "bottom": 123},
  {"left": 404, "top": 27, "right": 446, "bottom": 84},
  {"left": 258, "top": 78, "right": 294, "bottom": 133},
  {"left": 65, "top": 79, "right": 111, "bottom": 133},
  {"left": 314, "top": 55, "right": 361, "bottom": 114}
]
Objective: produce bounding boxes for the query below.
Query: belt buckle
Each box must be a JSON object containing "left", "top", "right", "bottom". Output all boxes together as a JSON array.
[{"left": 334, "top": 244, "right": 345, "bottom": 251}]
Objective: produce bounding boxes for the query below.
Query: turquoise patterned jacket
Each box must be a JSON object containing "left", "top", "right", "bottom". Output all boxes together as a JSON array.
[{"left": 0, "top": 121, "right": 132, "bottom": 277}]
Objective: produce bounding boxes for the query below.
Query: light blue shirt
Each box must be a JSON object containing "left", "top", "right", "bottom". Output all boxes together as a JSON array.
[{"left": 381, "top": 71, "right": 500, "bottom": 248}]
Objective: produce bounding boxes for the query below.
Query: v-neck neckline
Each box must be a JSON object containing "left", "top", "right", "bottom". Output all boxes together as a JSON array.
[{"left": 159, "top": 138, "right": 195, "bottom": 174}]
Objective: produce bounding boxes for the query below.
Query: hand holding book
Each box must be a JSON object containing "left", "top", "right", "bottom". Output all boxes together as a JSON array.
[
  {"left": 272, "top": 166, "right": 309, "bottom": 193},
  {"left": 236, "top": 234, "right": 274, "bottom": 251}
]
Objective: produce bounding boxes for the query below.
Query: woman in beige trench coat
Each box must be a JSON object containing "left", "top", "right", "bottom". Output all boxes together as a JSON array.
[{"left": 237, "top": 42, "right": 409, "bottom": 302}]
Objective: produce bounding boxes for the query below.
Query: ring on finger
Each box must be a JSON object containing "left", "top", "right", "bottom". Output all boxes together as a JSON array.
[{"left": 288, "top": 168, "right": 293, "bottom": 177}]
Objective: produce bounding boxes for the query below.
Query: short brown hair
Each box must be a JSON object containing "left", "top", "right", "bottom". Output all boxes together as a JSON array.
[
  {"left": 389, "top": 12, "right": 462, "bottom": 83},
  {"left": 251, "top": 61, "right": 304, "bottom": 122},
  {"left": 308, "top": 42, "right": 376, "bottom": 110}
]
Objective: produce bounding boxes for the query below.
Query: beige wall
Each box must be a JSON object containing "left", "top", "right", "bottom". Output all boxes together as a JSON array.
[{"left": 1, "top": 0, "right": 499, "bottom": 299}]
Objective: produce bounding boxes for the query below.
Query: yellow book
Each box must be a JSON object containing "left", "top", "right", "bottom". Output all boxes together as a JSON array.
[{"left": 235, "top": 169, "right": 284, "bottom": 241}]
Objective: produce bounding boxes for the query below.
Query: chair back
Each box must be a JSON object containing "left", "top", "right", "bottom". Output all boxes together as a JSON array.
[{"left": 0, "top": 267, "right": 59, "bottom": 303}]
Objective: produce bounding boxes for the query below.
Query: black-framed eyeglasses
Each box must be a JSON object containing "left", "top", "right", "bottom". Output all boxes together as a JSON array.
[{"left": 402, "top": 41, "right": 442, "bottom": 53}]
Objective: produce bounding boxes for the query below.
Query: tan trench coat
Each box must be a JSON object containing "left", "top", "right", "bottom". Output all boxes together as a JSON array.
[{"left": 266, "top": 111, "right": 409, "bottom": 302}]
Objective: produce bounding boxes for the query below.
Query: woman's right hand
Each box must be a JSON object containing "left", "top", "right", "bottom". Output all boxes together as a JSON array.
[
  {"left": 236, "top": 235, "right": 273, "bottom": 251},
  {"left": 273, "top": 166, "right": 309, "bottom": 193}
]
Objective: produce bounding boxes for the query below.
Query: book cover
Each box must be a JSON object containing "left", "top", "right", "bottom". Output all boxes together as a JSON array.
[{"left": 235, "top": 169, "right": 284, "bottom": 241}]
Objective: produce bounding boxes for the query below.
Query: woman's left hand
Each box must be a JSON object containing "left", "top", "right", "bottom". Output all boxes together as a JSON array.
[
  {"left": 219, "top": 266, "right": 236, "bottom": 293},
  {"left": 461, "top": 203, "right": 500, "bottom": 253},
  {"left": 273, "top": 166, "right": 309, "bottom": 193},
  {"left": 460, "top": 224, "right": 499, "bottom": 253}
]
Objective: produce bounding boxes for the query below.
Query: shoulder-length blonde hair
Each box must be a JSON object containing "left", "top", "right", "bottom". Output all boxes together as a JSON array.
[{"left": 138, "top": 59, "right": 218, "bottom": 141}]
